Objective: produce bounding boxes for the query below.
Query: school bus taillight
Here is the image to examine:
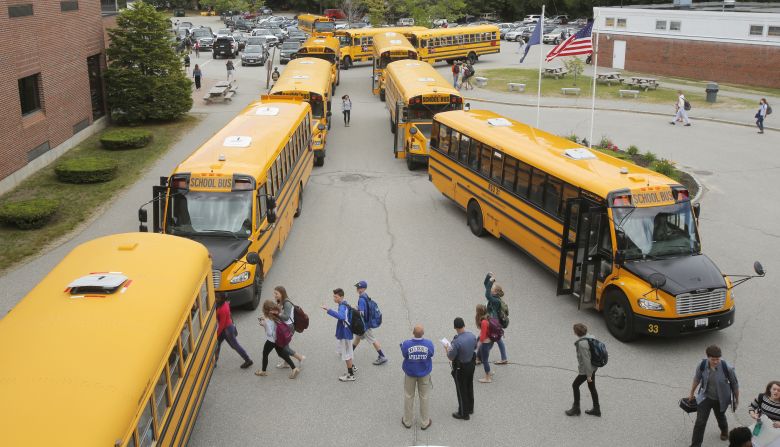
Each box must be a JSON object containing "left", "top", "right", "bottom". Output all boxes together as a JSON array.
[{"left": 172, "top": 177, "right": 188, "bottom": 189}]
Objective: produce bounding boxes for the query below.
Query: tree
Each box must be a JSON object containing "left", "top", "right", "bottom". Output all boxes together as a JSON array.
[
  {"left": 199, "top": 0, "right": 251, "bottom": 13},
  {"left": 363, "top": 0, "right": 387, "bottom": 26},
  {"left": 339, "top": 0, "right": 366, "bottom": 23},
  {"left": 563, "top": 57, "right": 585, "bottom": 85},
  {"left": 104, "top": 2, "right": 192, "bottom": 124}
]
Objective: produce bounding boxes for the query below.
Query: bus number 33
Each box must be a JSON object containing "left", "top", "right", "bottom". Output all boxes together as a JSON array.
[{"left": 647, "top": 324, "right": 660, "bottom": 334}]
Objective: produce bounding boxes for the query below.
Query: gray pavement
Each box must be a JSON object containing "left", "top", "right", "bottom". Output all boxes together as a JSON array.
[{"left": 1, "top": 18, "right": 778, "bottom": 447}]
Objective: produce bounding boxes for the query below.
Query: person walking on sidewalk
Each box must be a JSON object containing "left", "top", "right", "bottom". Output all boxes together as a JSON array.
[
  {"left": 322, "top": 288, "right": 356, "bottom": 382},
  {"left": 475, "top": 304, "right": 497, "bottom": 383},
  {"left": 342, "top": 95, "right": 352, "bottom": 126},
  {"left": 215, "top": 293, "right": 253, "bottom": 369},
  {"left": 274, "top": 286, "right": 305, "bottom": 369},
  {"left": 748, "top": 380, "right": 780, "bottom": 428},
  {"left": 688, "top": 344, "right": 740, "bottom": 447},
  {"left": 400, "top": 324, "right": 434, "bottom": 430},
  {"left": 352, "top": 280, "right": 388, "bottom": 366},
  {"left": 192, "top": 64, "right": 202, "bottom": 90},
  {"left": 255, "top": 300, "right": 300, "bottom": 378},
  {"left": 447, "top": 317, "right": 477, "bottom": 420},
  {"left": 183, "top": 54, "right": 191, "bottom": 74},
  {"left": 565, "top": 323, "right": 600, "bottom": 417},
  {"left": 484, "top": 272, "right": 508, "bottom": 365},
  {"left": 451, "top": 62, "right": 460, "bottom": 88},
  {"left": 670, "top": 90, "right": 691, "bottom": 126},
  {"left": 193, "top": 40, "right": 200, "bottom": 58},
  {"left": 756, "top": 98, "right": 769, "bottom": 134},
  {"left": 226, "top": 60, "right": 235, "bottom": 81}
]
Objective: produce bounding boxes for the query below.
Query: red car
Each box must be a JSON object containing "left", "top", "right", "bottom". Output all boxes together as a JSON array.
[{"left": 323, "top": 9, "right": 346, "bottom": 20}]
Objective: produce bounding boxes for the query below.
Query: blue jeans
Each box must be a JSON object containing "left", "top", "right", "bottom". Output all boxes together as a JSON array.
[
  {"left": 496, "top": 338, "right": 507, "bottom": 361},
  {"left": 217, "top": 324, "right": 251, "bottom": 363},
  {"left": 480, "top": 342, "right": 494, "bottom": 373}
]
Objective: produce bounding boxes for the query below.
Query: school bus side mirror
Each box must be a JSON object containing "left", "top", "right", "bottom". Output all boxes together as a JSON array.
[
  {"left": 138, "top": 208, "right": 148, "bottom": 223},
  {"left": 649, "top": 272, "right": 667, "bottom": 289},
  {"left": 409, "top": 127, "right": 418, "bottom": 135},
  {"left": 266, "top": 195, "right": 277, "bottom": 210},
  {"left": 139, "top": 224, "right": 148, "bottom": 233},
  {"left": 267, "top": 209, "right": 277, "bottom": 224},
  {"left": 692, "top": 202, "right": 701, "bottom": 218},
  {"left": 317, "top": 123, "right": 326, "bottom": 131},
  {"left": 326, "top": 111, "right": 332, "bottom": 117},
  {"left": 246, "top": 252, "right": 260, "bottom": 265}
]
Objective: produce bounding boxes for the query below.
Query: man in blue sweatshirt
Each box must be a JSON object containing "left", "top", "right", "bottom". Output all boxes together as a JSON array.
[
  {"left": 321, "top": 288, "right": 356, "bottom": 382},
  {"left": 400, "top": 325, "right": 434, "bottom": 430}
]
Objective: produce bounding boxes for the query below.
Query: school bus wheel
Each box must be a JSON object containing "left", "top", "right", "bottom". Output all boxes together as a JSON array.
[
  {"left": 389, "top": 117, "right": 395, "bottom": 134},
  {"left": 603, "top": 289, "right": 637, "bottom": 342},
  {"left": 380, "top": 89, "right": 386, "bottom": 102},
  {"left": 468, "top": 52, "right": 477, "bottom": 65},
  {"left": 294, "top": 186, "right": 303, "bottom": 218},
  {"left": 406, "top": 155, "right": 416, "bottom": 171},
  {"left": 467, "top": 199, "right": 486, "bottom": 237},
  {"left": 342, "top": 56, "right": 351, "bottom": 69}
]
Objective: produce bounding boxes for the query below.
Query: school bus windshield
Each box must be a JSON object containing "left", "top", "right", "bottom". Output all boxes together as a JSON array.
[
  {"left": 613, "top": 202, "right": 701, "bottom": 260},
  {"left": 168, "top": 190, "right": 253, "bottom": 237},
  {"left": 315, "top": 21, "right": 335, "bottom": 33},
  {"left": 408, "top": 102, "right": 459, "bottom": 121},
  {"left": 304, "top": 53, "right": 337, "bottom": 64}
]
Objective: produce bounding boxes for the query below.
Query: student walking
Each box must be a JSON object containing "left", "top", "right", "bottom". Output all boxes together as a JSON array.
[
  {"left": 192, "top": 64, "right": 202, "bottom": 90},
  {"left": 255, "top": 300, "right": 300, "bottom": 378},
  {"left": 460, "top": 62, "right": 474, "bottom": 90},
  {"left": 446, "top": 317, "right": 477, "bottom": 420},
  {"left": 688, "top": 344, "right": 740, "bottom": 447},
  {"left": 226, "top": 60, "right": 235, "bottom": 81},
  {"left": 400, "top": 325, "right": 434, "bottom": 430},
  {"left": 475, "top": 304, "right": 496, "bottom": 383},
  {"left": 215, "top": 293, "right": 253, "bottom": 369},
  {"left": 271, "top": 66, "right": 280, "bottom": 87},
  {"left": 748, "top": 380, "right": 780, "bottom": 429},
  {"left": 322, "top": 288, "right": 356, "bottom": 382},
  {"left": 193, "top": 41, "right": 200, "bottom": 58},
  {"left": 565, "top": 323, "right": 600, "bottom": 417},
  {"left": 484, "top": 273, "right": 508, "bottom": 365},
  {"left": 727, "top": 427, "right": 753, "bottom": 447},
  {"left": 342, "top": 95, "right": 352, "bottom": 126},
  {"left": 756, "top": 98, "right": 769, "bottom": 134},
  {"left": 183, "top": 54, "right": 191, "bottom": 73},
  {"left": 451, "top": 62, "right": 460, "bottom": 88},
  {"left": 670, "top": 90, "right": 691, "bottom": 126},
  {"left": 274, "top": 286, "right": 305, "bottom": 369},
  {"left": 352, "top": 280, "right": 387, "bottom": 366}
]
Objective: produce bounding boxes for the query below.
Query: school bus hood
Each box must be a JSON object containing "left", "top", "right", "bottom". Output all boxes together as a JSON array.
[
  {"left": 188, "top": 236, "right": 252, "bottom": 271},
  {"left": 623, "top": 254, "right": 727, "bottom": 296}
]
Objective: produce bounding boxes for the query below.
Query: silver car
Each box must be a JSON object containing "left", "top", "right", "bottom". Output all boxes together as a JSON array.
[{"left": 241, "top": 44, "right": 268, "bottom": 66}]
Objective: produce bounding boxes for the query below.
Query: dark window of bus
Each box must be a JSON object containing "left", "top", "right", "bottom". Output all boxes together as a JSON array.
[
  {"left": 468, "top": 140, "right": 481, "bottom": 170},
  {"left": 458, "top": 134, "right": 470, "bottom": 164},
  {"left": 274, "top": 158, "right": 283, "bottom": 190},
  {"left": 270, "top": 164, "right": 278, "bottom": 195},
  {"left": 544, "top": 175, "right": 563, "bottom": 215},
  {"left": 180, "top": 321, "right": 192, "bottom": 361},
  {"left": 199, "top": 279, "right": 208, "bottom": 313},
  {"left": 515, "top": 161, "right": 531, "bottom": 197},
  {"left": 448, "top": 130, "right": 460, "bottom": 158},
  {"left": 168, "top": 349, "right": 181, "bottom": 391},
  {"left": 258, "top": 184, "right": 268, "bottom": 220},
  {"left": 430, "top": 121, "right": 440, "bottom": 148},
  {"left": 479, "top": 145, "right": 492, "bottom": 177},
  {"left": 421, "top": 39, "right": 428, "bottom": 48},
  {"left": 438, "top": 124, "right": 451, "bottom": 153},
  {"left": 285, "top": 143, "right": 292, "bottom": 174},
  {"left": 311, "top": 99, "right": 324, "bottom": 118},
  {"left": 528, "top": 168, "right": 545, "bottom": 207},
  {"left": 491, "top": 150, "right": 503, "bottom": 183},
  {"left": 138, "top": 400, "right": 155, "bottom": 447},
  {"left": 266, "top": 178, "right": 273, "bottom": 202},
  {"left": 191, "top": 301, "right": 202, "bottom": 340},
  {"left": 153, "top": 369, "right": 169, "bottom": 431},
  {"left": 560, "top": 183, "right": 579, "bottom": 219},
  {"left": 502, "top": 156, "right": 517, "bottom": 190}
]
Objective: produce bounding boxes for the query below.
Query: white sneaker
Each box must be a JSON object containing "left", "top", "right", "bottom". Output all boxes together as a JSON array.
[{"left": 339, "top": 373, "right": 356, "bottom": 382}]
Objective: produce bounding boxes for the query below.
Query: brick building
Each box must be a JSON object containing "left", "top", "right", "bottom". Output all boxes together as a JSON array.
[
  {"left": 593, "top": 3, "right": 780, "bottom": 89},
  {"left": 0, "top": 0, "right": 112, "bottom": 192}
]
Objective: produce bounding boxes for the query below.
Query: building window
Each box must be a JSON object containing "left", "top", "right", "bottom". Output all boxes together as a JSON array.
[
  {"left": 87, "top": 55, "right": 105, "bottom": 119},
  {"left": 768, "top": 26, "right": 780, "bottom": 37},
  {"left": 656, "top": 20, "right": 667, "bottom": 30},
  {"left": 18, "top": 74, "right": 42, "bottom": 116},
  {"left": 61, "top": 1, "right": 78, "bottom": 11},
  {"left": 670, "top": 21, "right": 681, "bottom": 31},
  {"left": 749, "top": 25, "right": 764, "bottom": 36},
  {"left": 605, "top": 17, "right": 615, "bottom": 27},
  {"left": 8, "top": 3, "right": 33, "bottom": 17},
  {"left": 617, "top": 18, "right": 627, "bottom": 28}
]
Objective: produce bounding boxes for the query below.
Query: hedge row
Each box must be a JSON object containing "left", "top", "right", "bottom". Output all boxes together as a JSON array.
[
  {"left": 55, "top": 157, "right": 119, "bottom": 184},
  {"left": 0, "top": 199, "right": 58, "bottom": 230},
  {"left": 100, "top": 128, "right": 153, "bottom": 150}
]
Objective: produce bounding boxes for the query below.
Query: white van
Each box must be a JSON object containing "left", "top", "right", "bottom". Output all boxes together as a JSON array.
[{"left": 397, "top": 17, "right": 415, "bottom": 26}]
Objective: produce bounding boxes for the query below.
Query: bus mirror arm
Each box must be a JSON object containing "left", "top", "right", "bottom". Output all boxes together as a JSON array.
[
  {"left": 614, "top": 250, "right": 625, "bottom": 266},
  {"left": 725, "top": 261, "right": 766, "bottom": 289}
]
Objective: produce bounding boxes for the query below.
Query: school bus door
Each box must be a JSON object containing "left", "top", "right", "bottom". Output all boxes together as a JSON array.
[{"left": 557, "top": 198, "right": 606, "bottom": 310}]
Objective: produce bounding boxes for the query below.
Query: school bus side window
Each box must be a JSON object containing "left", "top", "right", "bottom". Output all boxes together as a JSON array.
[
  {"left": 199, "top": 279, "right": 209, "bottom": 312},
  {"left": 168, "top": 348, "right": 181, "bottom": 391},
  {"left": 516, "top": 161, "right": 531, "bottom": 197},
  {"left": 491, "top": 150, "right": 503, "bottom": 183},
  {"left": 438, "top": 124, "right": 451, "bottom": 153},
  {"left": 153, "top": 368, "right": 170, "bottom": 432},
  {"left": 458, "top": 134, "right": 470, "bottom": 164},
  {"left": 449, "top": 131, "right": 460, "bottom": 158},
  {"left": 544, "top": 175, "right": 563, "bottom": 215},
  {"left": 561, "top": 183, "right": 579, "bottom": 219},
  {"left": 430, "top": 121, "right": 439, "bottom": 148},
  {"left": 190, "top": 299, "right": 202, "bottom": 340},
  {"left": 503, "top": 156, "right": 518, "bottom": 190},
  {"left": 257, "top": 184, "right": 268, "bottom": 226},
  {"left": 180, "top": 320, "right": 192, "bottom": 362},
  {"left": 529, "top": 168, "right": 546, "bottom": 207},
  {"left": 137, "top": 399, "right": 155, "bottom": 447},
  {"left": 468, "top": 140, "right": 481, "bottom": 170},
  {"left": 479, "top": 145, "right": 492, "bottom": 177}
]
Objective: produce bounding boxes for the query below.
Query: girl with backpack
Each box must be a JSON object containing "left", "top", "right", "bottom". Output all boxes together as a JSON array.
[
  {"left": 475, "top": 304, "right": 501, "bottom": 383},
  {"left": 256, "top": 300, "right": 300, "bottom": 379},
  {"left": 274, "top": 286, "right": 305, "bottom": 370},
  {"left": 484, "top": 273, "right": 509, "bottom": 365},
  {"left": 756, "top": 98, "right": 769, "bottom": 134},
  {"left": 565, "top": 323, "right": 600, "bottom": 417},
  {"left": 451, "top": 62, "right": 460, "bottom": 88},
  {"left": 461, "top": 62, "right": 475, "bottom": 90}
]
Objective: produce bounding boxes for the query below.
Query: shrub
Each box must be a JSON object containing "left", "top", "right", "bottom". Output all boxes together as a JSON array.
[
  {"left": 651, "top": 159, "right": 677, "bottom": 178},
  {"left": 643, "top": 151, "right": 657, "bottom": 164},
  {"left": 598, "top": 135, "right": 612, "bottom": 149},
  {"left": 0, "top": 198, "right": 58, "bottom": 229},
  {"left": 55, "top": 157, "right": 118, "bottom": 184},
  {"left": 626, "top": 145, "right": 639, "bottom": 156},
  {"left": 100, "top": 128, "right": 153, "bottom": 150},
  {"left": 566, "top": 133, "right": 579, "bottom": 143}
]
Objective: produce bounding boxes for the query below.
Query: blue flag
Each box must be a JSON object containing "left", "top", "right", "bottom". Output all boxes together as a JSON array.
[{"left": 519, "top": 16, "right": 543, "bottom": 63}]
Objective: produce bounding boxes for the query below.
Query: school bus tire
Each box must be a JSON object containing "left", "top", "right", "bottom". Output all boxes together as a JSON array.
[
  {"left": 406, "top": 155, "right": 416, "bottom": 171},
  {"left": 603, "top": 289, "right": 637, "bottom": 342},
  {"left": 294, "top": 186, "right": 303, "bottom": 218},
  {"left": 342, "top": 56, "right": 352, "bottom": 69},
  {"left": 245, "top": 268, "right": 263, "bottom": 310},
  {"left": 380, "top": 89, "right": 386, "bottom": 102},
  {"left": 468, "top": 52, "right": 478, "bottom": 65},
  {"left": 446, "top": 59, "right": 453, "bottom": 65},
  {"left": 390, "top": 117, "right": 395, "bottom": 134},
  {"left": 314, "top": 154, "right": 324, "bottom": 167},
  {"left": 467, "top": 199, "right": 486, "bottom": 237}
]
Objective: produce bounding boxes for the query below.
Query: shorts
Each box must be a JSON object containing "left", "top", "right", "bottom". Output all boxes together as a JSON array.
[
  {"left": 357, "top": 328, "right": 377, "bottom": 344},
  {"left": 336, "top": 339, "right": 354, "bottom": 361}
]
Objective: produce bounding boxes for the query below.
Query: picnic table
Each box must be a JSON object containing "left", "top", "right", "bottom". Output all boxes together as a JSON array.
[
  {"left": 596, "top": 72, "right": 623, "bottom": 86},
  {"left": 203, "top": 80, "right": 237, "bottom": 103},
  {"left": 542, "top": 67, "right": 568, "bottom": 79},
  {"left": 626, "top": 76, "right": 659, "bottom": 91}
]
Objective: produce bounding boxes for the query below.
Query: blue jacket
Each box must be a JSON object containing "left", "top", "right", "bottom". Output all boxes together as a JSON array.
[
  {"left": 400, "top": 338, "right": 434, "bottom": 377},
  {"left": 484, "top": 274, "right": 502, "bottom": 318},
  {"left": 326, "top": 301, "right": 353, "bottom": 340},
  {"left": 694, "top": 359, "right": 738, "bottom": 410}
]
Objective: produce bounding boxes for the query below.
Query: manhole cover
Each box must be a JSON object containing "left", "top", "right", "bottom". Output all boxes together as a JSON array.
[{"left": 340, "top": 174, "right": 367, "bottom": 182}]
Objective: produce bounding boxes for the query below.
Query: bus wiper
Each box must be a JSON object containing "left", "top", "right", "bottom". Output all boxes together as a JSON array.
[{"left": 199, "top": 229, "right": 240, "bottom": 240}]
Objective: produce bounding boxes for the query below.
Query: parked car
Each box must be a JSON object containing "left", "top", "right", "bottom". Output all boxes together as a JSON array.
[
  {"left": 521, "top": 26, "right": 536, "bottom": 41},
  {"left": 213, "top": 36, "right": 238, "bottom": 58},
  {"left": 216, "top": 28, "right": 231, "bottom": 37},
  {"left": 253, "top": 25, "right": 285, "bottom": 42},
  {"left": 397, "top": 18, "right": 414, "bottom": 26},
  {"left": 543, "top": 27, "right": 573, "bottom": 44},
  {"left": 232, "top": 32, "right": 247, "bottom": 51},
  {"left": 287, "top": 30, "right": 307, "bottom": 43},
  {"left": 324, "top": 8, "right": 347, "bottom": 20},
  {"left": 505, "top": 26, "right": 527, "bottom": 42},
  {"left": 234, "top": 18, "right": 253, "bottom": 31},
  {"left": 523, "top": 15, "right": 541, "bottom": 24},
  {"left": 549, "top": 15, "right": 570, "bottom": 24},
  {"left": 241, "top": 44, "right": 268, "bottom": 66},
  {"left": 247, "top": 34, "right": 278, "bottom": 48},
  {"left": 259, "top": 6, "right": 272, "bottom": 15},
  {"left": 279, "top": 40, "right": 301, "bottom": 64},
  {"left": 190, "top": 27, "right": 215, "bottom": 49},
  {"left": 177, "top": 21, "right": 193, "bottom": 31}
]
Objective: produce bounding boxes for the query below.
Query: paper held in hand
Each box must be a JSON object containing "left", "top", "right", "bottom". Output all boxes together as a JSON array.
[{"left": 441, "top": 338, "right": 451, "bottom": 350}]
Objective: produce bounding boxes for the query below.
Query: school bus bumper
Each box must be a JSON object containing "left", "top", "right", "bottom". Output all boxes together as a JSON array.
[
  {"left": 634, "top": 307, "right": 735, "bottom": 337},
  {"left": 222, "top": 283, "right": 255, "bottom": 308}
]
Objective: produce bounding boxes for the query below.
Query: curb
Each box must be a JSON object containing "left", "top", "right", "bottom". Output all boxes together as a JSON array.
[{"left": 463, "top": 96, "right": 779, "bottom": 132}]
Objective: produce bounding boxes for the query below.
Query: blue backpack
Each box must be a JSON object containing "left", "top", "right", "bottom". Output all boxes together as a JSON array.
[
  {"left": 587, "top": 338, "right": 608, "bottom": 368},
  {"left": 362, "top": 296, "right": 382, "bottom": 329}
]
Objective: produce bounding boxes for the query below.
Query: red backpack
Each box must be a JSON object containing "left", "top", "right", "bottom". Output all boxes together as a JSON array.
[
  {"left": 275, "top": 320, "right": 293, "bottom": 347},
  {"left": 487, "top": 317, "right": 504, "bottom": 342},
  {"left": 292, "top": 302, "right": 309, "bottom": 333}
]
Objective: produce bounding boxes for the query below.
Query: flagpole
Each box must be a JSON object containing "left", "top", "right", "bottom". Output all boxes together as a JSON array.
[
  {"left": 536, "top": 4, "right": 545, "bottom": 128},
  {"left": 588, "top": 14, "right": 600, "bottom": 148}
]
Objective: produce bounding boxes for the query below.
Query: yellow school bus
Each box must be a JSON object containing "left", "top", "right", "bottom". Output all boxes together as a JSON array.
[
  {"left": 271, "top": 58, "right": 333, "bottom": 167},
  {"left": 371, "top": 31, "right": 418, "bottom": 100},
  {"left": 297, "top": 13, "right": 335, "bottom": 35},
  {"left": 429, "top": 109, "right": 747, "bottom": 342},
  {"left": 335, "top": 26, "right": 426, "bottom": 69},
  {"left": 296, "top": 35, "right": 341, "bottom": 91},
  {"left": 0, "top": 232, "right": 217, "bottom": 446},
  {"left": 404, "top": 25, "right": 500, "bottom": 64},
  {"left": 384, "top": 60, "right": 463, "bottom": 170},
  {"left": 140, "top": 97, "right": 314, "bottom": 310}
]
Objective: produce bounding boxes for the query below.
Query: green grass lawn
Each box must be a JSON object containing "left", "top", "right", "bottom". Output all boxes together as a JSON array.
[
  {"left": 479, "top": 68, "right": 753, "bottom": 109},
  {"left": 0, "top": 116, "right": 199, "bottom": 272}
]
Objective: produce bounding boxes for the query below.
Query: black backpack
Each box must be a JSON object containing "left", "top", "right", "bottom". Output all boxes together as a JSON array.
[
  {"left": 587, "top": 338, "right": 608, "bottom": 367},
  {"left": 348, "top": 306, "right": 365, "bottom": 336},
  {"left": 683, "top": 99, "right": 692, "bottom": 111}
]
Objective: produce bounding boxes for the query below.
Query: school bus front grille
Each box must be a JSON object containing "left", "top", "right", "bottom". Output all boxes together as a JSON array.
[
  {"left": 212, "top": 270, "right": 221, "bottom": 289},
  {"left": 676, "top": 289, "right": 726, "bottom": 315}
]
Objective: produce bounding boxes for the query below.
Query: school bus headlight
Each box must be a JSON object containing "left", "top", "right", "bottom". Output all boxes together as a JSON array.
[
  {"left": 637, "top": 298, "right": 664, "bottom": 311},
  {"left": 229, "top": 271, "right": 251, "bottom": 284}
]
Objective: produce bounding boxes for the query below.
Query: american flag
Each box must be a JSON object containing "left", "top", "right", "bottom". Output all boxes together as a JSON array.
[{"left": 545, "top": 21, "right": 593, "bottom": 62}]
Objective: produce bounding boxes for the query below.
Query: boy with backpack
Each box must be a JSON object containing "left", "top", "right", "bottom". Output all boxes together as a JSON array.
[
  {"left": 322, "top": 288, "right": 357, "bottom": 382},
  {"left": 352, "top": 280, "right": 388, "bottom": 366},
  {"left": 565, "top": 323, "right": 606, "bottom": 417}
]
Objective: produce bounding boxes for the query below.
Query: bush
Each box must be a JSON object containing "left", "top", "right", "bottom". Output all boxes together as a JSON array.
[
  {"left": 0, "top": 199, "right": 58, "bottom": 229},
  {"left": 55, "top": 157, "right": 119, "bottom": 184},
  {"left": 100, "top": 128, "right": 153, "bottom": 150},
  {"left": 598, "top": 135, "right": 612, "bottom": 149},
  {"left": 643, "top": 151, "right": 657, "bottom": 164},
  {"left": 626, "top": 145, "right": 639, "bottom": 156},
  {"left": 651, "top": 159, "right": 677, "bottom": 178},
  {"left": 566, "top": 133, "right": 579, "bottom": 143}
]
